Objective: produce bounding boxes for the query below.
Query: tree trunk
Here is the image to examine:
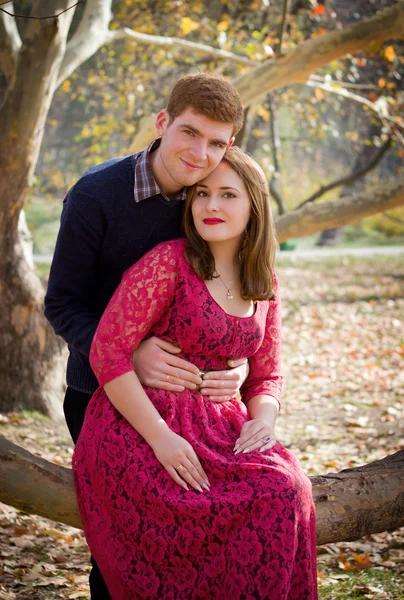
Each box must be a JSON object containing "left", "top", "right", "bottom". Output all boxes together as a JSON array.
[
  {"left": 0, "top": 1, "right": 74, "bottom": 415},
  {"left": 1, "top": 435, "right": 403, "bottom": 545}
]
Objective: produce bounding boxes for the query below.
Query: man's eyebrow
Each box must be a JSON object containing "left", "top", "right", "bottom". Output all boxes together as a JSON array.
[{"left": 179, "top": 123, "right": 229, "bottom": 146}]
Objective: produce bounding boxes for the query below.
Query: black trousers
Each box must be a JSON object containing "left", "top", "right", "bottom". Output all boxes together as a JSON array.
[{"left": 64, "top": 387, "right": 112, "bottom": 600}]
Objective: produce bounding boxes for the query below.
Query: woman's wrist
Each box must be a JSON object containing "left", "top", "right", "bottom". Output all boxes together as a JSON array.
[
  {"left": 247, "top": 395, "right": 278, "bottom": 425},
  {"left": 145, "top": 419, "right": 172, "bottom": 447}
]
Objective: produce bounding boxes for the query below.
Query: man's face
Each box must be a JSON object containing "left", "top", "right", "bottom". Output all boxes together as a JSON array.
[{"left": 152, "top": 107, "right": 234, "bottom": 194}]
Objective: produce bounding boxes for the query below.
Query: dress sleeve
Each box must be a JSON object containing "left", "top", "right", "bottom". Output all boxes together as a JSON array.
[
  {"left": 89, "top": 241, "right": 179, "bottom": 387},
  {"left": 241, "top": 273, "right": 283, "bottom": 409}
]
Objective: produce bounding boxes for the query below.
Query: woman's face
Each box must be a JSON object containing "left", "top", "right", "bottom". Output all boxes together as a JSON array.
[{"left": 191, "top": 161, "right": 251, "bottom": 247}]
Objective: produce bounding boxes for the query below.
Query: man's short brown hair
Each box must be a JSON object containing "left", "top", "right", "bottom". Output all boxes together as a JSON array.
[{"left": 167, "top": 73, "right": 244, "bottom": 135}]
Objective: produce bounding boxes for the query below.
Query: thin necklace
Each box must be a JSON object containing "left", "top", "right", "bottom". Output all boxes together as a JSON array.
[{"left": 215, "top": 272, "right": 234, "bottom": 300}]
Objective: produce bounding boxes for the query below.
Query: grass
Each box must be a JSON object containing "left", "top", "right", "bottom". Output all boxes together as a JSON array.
[{"left": 318, "top": 569, "right": 404, "bottom": 599}]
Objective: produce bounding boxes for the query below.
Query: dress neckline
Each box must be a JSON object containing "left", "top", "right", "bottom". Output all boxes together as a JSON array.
[{"left": 179, "top": 244, "right": 261, "bottom": 320}]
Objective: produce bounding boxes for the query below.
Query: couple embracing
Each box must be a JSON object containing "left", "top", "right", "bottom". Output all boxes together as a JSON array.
[{"left": 45, "top": 73, "right": 317, "bottom": 599}]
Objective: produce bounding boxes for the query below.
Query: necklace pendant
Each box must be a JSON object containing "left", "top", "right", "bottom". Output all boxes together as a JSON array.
[{"left": 227, "top": 290, "right": 234, "bottom": 300}]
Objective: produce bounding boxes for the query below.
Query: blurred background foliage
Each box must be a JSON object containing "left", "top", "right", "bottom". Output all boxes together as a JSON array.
[{"left": 26, "top": 0, "right": 404, "bottom": 253}]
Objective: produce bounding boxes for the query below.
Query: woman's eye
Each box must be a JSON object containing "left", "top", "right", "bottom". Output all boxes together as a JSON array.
[
  {"left": 197, "top": 190, "right": 208, "bottom": 197},
  {"left": 224, "top": 193, "right": 235, "bottom": 198}
]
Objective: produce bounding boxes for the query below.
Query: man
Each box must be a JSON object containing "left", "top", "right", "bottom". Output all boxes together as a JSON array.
[{"left": 45, "top": 73, "right": 247, "bottom": 598}]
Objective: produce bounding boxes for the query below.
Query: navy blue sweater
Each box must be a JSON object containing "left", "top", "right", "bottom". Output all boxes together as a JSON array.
[{"left": 44, "top": 154, "right": 184, "bottom": 394}]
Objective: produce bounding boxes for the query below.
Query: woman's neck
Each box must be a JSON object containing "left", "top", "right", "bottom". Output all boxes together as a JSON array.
[{"left": 208, "top": 240, "right": 240, "bottom": 275}]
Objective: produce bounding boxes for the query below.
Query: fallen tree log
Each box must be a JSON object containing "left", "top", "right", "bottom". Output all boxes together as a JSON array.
[{"left": 0, "top": 435, "right": 403, "bottom": 545}]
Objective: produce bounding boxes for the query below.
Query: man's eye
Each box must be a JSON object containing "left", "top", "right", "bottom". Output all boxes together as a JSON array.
[
  {"left": 212, "top": 142, "right": 224, "bottom": 148},
  {"left": 184, "top": 130, "right": 195, "bottom": 136}
]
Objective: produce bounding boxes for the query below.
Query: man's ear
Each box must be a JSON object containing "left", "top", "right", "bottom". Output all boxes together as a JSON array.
[
  {"left": 155, "top": 109, "right": 169, "bottom": 136},
  {"left": 226, "top": 136, "right": 235, "bottom": 150}
]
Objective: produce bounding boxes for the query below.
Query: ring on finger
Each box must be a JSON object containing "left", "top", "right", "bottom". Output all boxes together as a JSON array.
[
  {"left": 261, "top": 435, "right": 271, "bottom": 443},
  {"left": 166, "top": 374, "right": 170, "bottom": 382},
  {"left": 175, "top": 464, "right": 185, "bottom": 472}
]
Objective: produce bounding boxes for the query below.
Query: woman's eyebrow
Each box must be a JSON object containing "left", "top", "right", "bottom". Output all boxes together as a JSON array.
[{"left": 196, "top": 184, "right": 240, "bottom": 192}]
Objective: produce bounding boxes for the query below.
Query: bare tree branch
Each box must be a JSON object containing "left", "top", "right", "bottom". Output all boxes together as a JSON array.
[
  {"left": 275, "top": 177, "right": 404, "bottom": 243},
  {"left": 0, "top": 2, "right": 21, "bottom": 82},
  {"left": 296, "top": 137, "right": 393, "bottom": 210},
  {"left": 235, "top": 1, "right": 404, "bottom": 107},
  {"left": 109, "top": 28, "right": 256, "bottom": 65},
  {"left": 309, "top": 74, "right": 379, "bottom": 91},
  {"left": 274, "top": 0, "right": 290, "bottom": 56},
  {"left": 0, "top": 0, "right": 82, "bottom": 19},
  {"left": 57, "top": 0, "right": 113, "bottom": 86},
  {"left": 305, "top": 80, "right": 402, "bottom": 128}
]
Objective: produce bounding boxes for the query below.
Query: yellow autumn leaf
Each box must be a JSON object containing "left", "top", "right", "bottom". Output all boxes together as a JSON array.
[
  {"left": 256, "top": 106, "right": 270, "bottom": 121},
  {"left": 384, "top": 45, "right": 396, "bottom": 62},
  {"left": 378, "top": 78, "right": 386, "bottom": 88},
  {"left": 315, "top": 87, "right": 324, "bottom": 101},
  {"left": 61, "top": 80, "right": 71, "bottom": 91},
  {"left": 217, "top": 21, "right": 229, "bottom": 32},
  {"left": 180, "top": 17, "right": 200, "bottom": 35}
]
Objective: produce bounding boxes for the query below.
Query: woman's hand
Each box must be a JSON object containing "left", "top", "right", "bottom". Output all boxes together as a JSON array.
[
  {"left": 150, "top": 430, "right": 210, "bottom": 493},
  {"left": 233, "top": 419, "right": 276, "bottom": 454}
]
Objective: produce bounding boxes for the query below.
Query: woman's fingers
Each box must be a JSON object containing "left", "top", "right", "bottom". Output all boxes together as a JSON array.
[
  {"left": 179, "top": 455, "right": 210, "bottom": 492},
  {"left": 166, "top": 465, "right": 189, "bottom": 491},
  {"left": 162, "top": 451, "right": 210, "bottom": 493},
  {"left": 259, "top": 438, "right": 276, "bottom": 452},
  {"left": 234, "top": 433, "right": 276, "bottom": 454},
  {"left": 234, "top": 421, "right": 275, "bottom": 454}
]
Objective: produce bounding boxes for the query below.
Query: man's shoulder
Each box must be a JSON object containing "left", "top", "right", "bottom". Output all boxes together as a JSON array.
[{"left": 77, "top": 154, "right": 138, "bottom": 188}]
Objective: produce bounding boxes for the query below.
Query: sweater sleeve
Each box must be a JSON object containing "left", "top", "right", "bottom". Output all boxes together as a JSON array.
[
  {"left": 89, "top": 241, "right": 179, "bottom": 386},
  {"left": 44, "top": 185, "right": 106, "bottom": 357},
  {"left": 240, "top": 273, "right": 283, "bottom": 409}
]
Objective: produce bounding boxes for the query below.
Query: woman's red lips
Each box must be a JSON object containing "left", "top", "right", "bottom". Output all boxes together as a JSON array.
[{"left": 203, "top": 218, "right": 224, "bottom": 224}]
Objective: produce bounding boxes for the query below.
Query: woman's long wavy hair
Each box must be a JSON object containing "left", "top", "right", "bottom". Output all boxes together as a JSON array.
[{"left": 183, "top": 146, "right": 278, "bottom": 301}]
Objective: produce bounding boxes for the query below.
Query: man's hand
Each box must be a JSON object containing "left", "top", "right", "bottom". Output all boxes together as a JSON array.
[
  {"left": 200, "top": 358, "right": 249, "bottom": 403},
  {"left": 132, "top": 337, "right": 202, "bottom": 392}
]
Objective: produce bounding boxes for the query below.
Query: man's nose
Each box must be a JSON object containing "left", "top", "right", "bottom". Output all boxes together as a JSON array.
[{"left": 190, "top": 140, "right": 208, "bottom": 162}]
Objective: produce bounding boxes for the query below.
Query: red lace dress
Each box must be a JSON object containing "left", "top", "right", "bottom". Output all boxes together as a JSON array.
[{"left": 73, "top": 239, "right": 317, "bottom": 600}]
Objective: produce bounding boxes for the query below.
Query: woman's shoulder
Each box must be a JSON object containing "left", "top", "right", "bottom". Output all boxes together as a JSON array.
[
  {"left": 151, "top": 238, "right": 189, "bottom": 258},
  {"left": 141, "top": 238, "right": 190, "bottom": 270}
]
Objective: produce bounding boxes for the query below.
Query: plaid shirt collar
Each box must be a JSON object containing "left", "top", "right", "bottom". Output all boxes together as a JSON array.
[{"left": 133, "top": 138, "right": 187, "bottom": 203}]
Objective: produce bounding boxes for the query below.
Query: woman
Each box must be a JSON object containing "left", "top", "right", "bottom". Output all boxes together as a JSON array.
[{"left": 73, "top": 147, "right": 318, "bottom": 599}]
